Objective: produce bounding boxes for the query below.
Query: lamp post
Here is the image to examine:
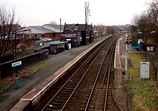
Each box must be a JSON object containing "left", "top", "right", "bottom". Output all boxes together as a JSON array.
[
  {"left": 150, "top": 31, "right": 156, "bottom": 52},
  {"left": 12, "top": 29, "right": 27, "bottom": 89},
  {"left": 13, "top": 31, "right": 19, "bottom": 88},
  {"left": 60, "top": 18, "right": 61, "bottom": 38}
]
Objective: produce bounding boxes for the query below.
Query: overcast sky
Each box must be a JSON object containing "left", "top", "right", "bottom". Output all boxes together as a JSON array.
[{"left": 1, "top": 0, "right": 151, "bottom": 26}]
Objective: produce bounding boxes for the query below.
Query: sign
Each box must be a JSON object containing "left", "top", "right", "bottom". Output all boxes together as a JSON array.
[
  {"left": 61, "top": 34, "right": 77, "bottom": 37},
  {"left": 12, "top": 61, "right": 22, "bottom": 67}
]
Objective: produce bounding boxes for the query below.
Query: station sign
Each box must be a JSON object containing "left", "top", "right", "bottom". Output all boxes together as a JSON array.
[
  {"left": 61, "top": 34, "right": 77, "bottom": 37},
  {"left": 12, "top": 61, "right": 22, "bottom": 67}
]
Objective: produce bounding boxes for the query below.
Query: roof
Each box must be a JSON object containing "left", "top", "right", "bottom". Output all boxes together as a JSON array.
[
  {"left": 61, "top": 30, "right": 77, "bottom": 34},
  {"left": 30, "top": 26, "right": 54, "bottom": 34},
  {"left": 49, "top": 41, "right": 67, "bottom": 45},
  {"left": 17, "top": 24, "right": 92, "bottom": 34},
  {"left": 64, "top": 24, "right": 92, "bottom": 32},
  {"left": 17, "top": 24, "right": 64, "bottom": 34},
  {"left": 42, "top": 24, "right": 64, "bottom": 33},
  {"left": 32, "top": 26, "right": 53, "bottom": 32}
]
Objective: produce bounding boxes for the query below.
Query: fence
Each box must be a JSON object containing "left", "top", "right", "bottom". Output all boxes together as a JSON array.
[
  {"left": 0, "top": 49, "right": 49, "bottom": 79},
  {"left": 147, "top": 51, "right": 158, "bottom": 81}
]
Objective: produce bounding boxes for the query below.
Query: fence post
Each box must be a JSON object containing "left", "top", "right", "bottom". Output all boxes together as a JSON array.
[
  {"left": 0, "top": 66, "right": 1, "bottom": 85},
  {"left": 157, "top": 68, "right": 158, "bottom": 81}
]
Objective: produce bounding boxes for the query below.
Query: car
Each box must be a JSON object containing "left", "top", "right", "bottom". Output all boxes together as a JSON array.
[
  {"left": 35, "top": 40, "right": 44, "bottom": 46},
  {"left": 41, "top": 38, "right": 52, "bottom": 42},
  {"left": 16, "top": 43, "right": 27, "bottom": 51}
]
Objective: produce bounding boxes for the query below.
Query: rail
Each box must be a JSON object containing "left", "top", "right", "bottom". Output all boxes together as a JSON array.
[{"left": 33, "top": 35, "right": 122, "bottom": 111}]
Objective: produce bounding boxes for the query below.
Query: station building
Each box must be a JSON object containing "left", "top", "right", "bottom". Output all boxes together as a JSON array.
[
  {"left": 17, "top": 24, "right": 64, "bottom": 40},
  {"left": 61, "top": 23, "right": 94, "bottom": 48}
]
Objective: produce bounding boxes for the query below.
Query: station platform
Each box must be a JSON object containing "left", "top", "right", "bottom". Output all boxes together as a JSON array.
[
  {"left": 0, "top": 36, "right": 108, "bottom": 111},
  {"left": 113, "top": 36, "right": 129, "bottom": 111}
]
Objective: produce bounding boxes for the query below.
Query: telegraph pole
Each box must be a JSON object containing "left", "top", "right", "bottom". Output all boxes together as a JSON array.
[{"left": 60, "top": 18, "right": 61, "bottom": 38}]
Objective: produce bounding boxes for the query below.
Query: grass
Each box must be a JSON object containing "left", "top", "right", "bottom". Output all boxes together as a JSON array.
[
  {"left": 128, "top": 53, "right": 145, "bottom": 77},
  {"left": 0, "top": 62, "right": 50, "bottom": 92},
  {"left": 94, "top": 35, "right": 108, "bottom": 41},
  {"left": 27, "top": 62, "right": 50, "bottom": 75},
  {"left": 0, "top": 84, "right": 11, "bottom": 91},
  {"left": 127, "top": 53, "right": 158, "bottom": 111}
]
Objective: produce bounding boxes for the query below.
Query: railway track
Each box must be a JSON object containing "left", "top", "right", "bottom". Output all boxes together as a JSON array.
[{"left": 32, "top": 34, "right": 121, "bottom": 111}]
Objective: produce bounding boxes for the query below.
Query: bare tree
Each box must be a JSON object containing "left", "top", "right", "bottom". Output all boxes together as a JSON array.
[
  {"left": 147, "top": 0, "right": 158, "bottom": 49},
  {"left": 131, "top": 15, "right": 140, "bottom": 27},
  {"left": 49, "top": 21, "right": 57, "bottom": 25},
  {"left": 0, "top": 6, "right": 19, "bottom": 63},
  {"left": 148, "top": 0, "right": 158, "bottom": 27},
  {"left": 131, "top": 0, "right": 158, "bottom": 52},
  {"left": 106, "top": 26, "right": 115, "bottom": 35}
]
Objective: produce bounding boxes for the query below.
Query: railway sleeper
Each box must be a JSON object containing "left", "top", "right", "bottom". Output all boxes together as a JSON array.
[
  {"left": 89, "top": 104, "right": 95, "bottom": 109},
  {"left": 95, "top": 85, "right": 105, "bottom": 89},
  {"left": 108, "top": 86, "right": 112, "bottom": 89},
  {"left": 51, "top": 99, "right": 62, "bottom": 103},
  {"left": 48, "top": 104, "right": 64, "bottom": 109},
  {"left": 80, "top": 107, "right": 86, "bottom": 111},
  {"left": 94, "top": 104, "right": 103, "bottom": 109},
  {"left": 82, "top": 100, "right": 88, "bottom": 104},
  {"left": 47, "top": 105, "right": 62, "bottom": 110},
  {"left": 48, "top": 102, "right": 63, "bottom": 107},
  {"left": 85, "top": 93, "right": 91, "bottom": 97},
  {"left": 65, "top": 84, "right": 76, "bottom": 88},
  {"left": 53, "top": 97, "right": 67, "bottom": 103},
  {"left": 59, "top": 91, "right": 71, "bottom": 95},
  {"left": 49, "top": 103, "right": 62, "bottom": 107},
  {"left": 64, "top": 87, "right": 75, "bottom": 90},
  {"left": 59, "top": 96, "right": 70, "bottom": 101},
  {"left": 52, "top": 99, "right": 65, "bottom": 103}
]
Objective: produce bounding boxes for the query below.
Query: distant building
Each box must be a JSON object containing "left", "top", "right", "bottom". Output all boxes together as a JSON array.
[
  {"left": 42, "top": 24, "right": 64, "bottom": 39},
  {"left": 17, "top": 24, "right": 64, "bottom": 39},
  {"left": 93, "top": 26, "right": 107, "bottom": 37}
]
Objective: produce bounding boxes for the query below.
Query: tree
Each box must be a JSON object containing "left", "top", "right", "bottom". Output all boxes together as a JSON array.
[
  {"left": 147, "top": 0, "right": 158, "bottom": 50},
  {"left": 106, "top": 26, "right": 115, "bottom": 35},
  {"left": 49, "top": 21, "right": 57, "bottom": 25},
  {"left": 0, "top": 6, "right": 20, "bottom": 63},
  {"left": 131, "top": 0, "right": 158, "bottom": 53}
]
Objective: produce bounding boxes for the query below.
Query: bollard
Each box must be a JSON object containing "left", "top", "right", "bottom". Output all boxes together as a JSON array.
[
  {"left": 15, "top": 77, "right": 20, "bottom": 89},
  {"left": 70, "top": 50, "right": 73, "bottom": 55}
]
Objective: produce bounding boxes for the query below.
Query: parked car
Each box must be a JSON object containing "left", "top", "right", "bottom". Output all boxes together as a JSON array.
[
  {"left": 35, "top": 40, "right": 44, "bottom": 46},
  {"left": 35, "top": 38, "right": 52, "bottom": 46},
  {"left": 41, "top": 38, "right": 52, "bottom": 42},
  {"left": 16, "top": 43, "right": 27, "bottom": 51}
]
